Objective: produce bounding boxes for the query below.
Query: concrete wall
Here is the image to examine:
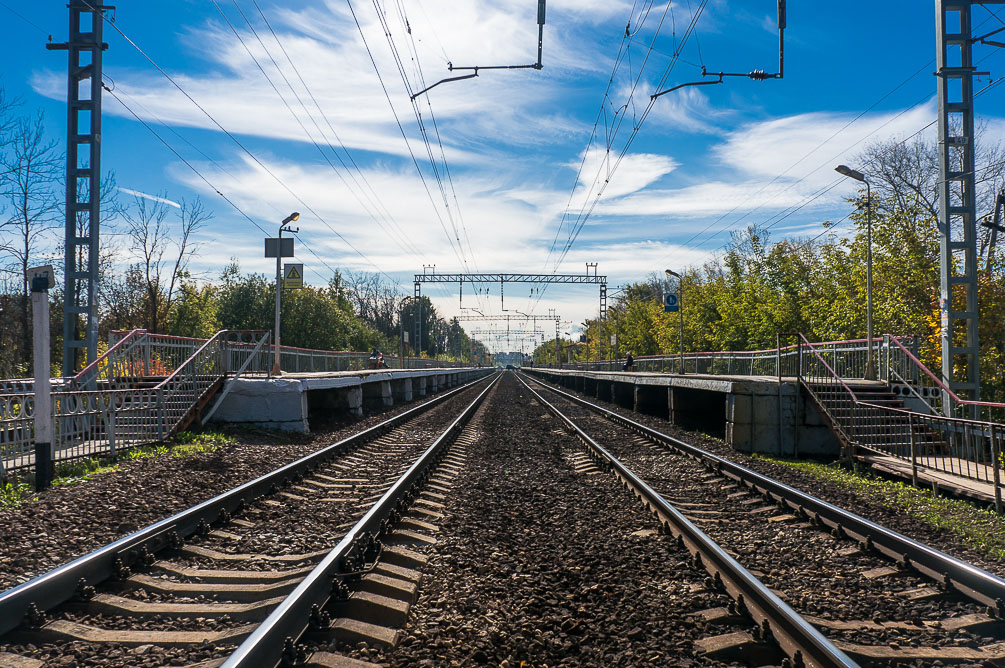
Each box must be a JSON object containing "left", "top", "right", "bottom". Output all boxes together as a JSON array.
[
  {"left": 209, "top": 378, "right": 309, "bottom": 432},
  {"left": 210, "top": 368, "right": 492, "bottom": 433}
]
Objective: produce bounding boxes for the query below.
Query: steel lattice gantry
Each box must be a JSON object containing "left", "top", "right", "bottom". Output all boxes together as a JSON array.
[
  {"left": 935, "top": 0, "right": 991, "bottom": 405},
  {"left": 413, "top": 272, "right": 606, "bottom": 357},
  {"left": 454, "top": 313, "right": 563, "bottom": 363},
  {"left": 47, "top": 1, "right": 108, "bottom": 376}
]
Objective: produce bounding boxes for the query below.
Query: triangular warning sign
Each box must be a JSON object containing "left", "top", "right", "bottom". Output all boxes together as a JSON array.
[{"left": 286, "top": 266, "right": 301, "bottom": 279}]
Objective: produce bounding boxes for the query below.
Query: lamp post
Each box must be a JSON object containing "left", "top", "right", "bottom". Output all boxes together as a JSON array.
[
  {"left": 665, "top": 269, "right": 685, "bottom": 374},
  {"left": 835, "top": 165, "right": 875, "bottom": 380},
  {"left": 399, "top": 296, "right": 415, "bottom": 369},
  {"left": 272, "top": 212, "right": 300, "bottom": 376}
]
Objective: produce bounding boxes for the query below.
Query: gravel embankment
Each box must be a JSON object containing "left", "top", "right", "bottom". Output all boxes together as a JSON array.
[
  {"left": 528, "top": 374, "right": 1005, "bottom": 578},
  {"left": 348, "top": 372, "right": 751, "bottom": 667},
  {"left": 0, "top": 384, "right": 474, "bottom": 592}
]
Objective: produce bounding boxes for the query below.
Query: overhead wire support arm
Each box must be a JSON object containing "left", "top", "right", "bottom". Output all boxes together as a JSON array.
[
  {"left": 700, "top": 0, "right": 786, "bottom": 82},
  {"left": 410, "top": 0, "right": 546, "bottom": 99},
  {"left": 974, "top": 25, "right": 1005, "bottom": 48},
  {"left": 409, "top": 71, "right": 479, "bottom": 100},
  {"left": 650, "top": 77, "right": 722, "bottom": 100}
]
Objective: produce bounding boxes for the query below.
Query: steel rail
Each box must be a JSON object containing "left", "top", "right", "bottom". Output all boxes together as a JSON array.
[
  {"left": 523, "top": 371, "right": 1005, "bottom": 614},
  {"left": 0, "top": 370, "right": 494, "bottom": 637},
  {"left": 222, "top": 372, "right": 502, "bottom": 668},
  {"left": 516, "top": 374, "right": 855, "bottom": 668}
]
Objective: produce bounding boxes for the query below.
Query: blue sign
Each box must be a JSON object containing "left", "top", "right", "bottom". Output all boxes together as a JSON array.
[{"left": 664, "top": 292, "right": 679, "bottom": 313}]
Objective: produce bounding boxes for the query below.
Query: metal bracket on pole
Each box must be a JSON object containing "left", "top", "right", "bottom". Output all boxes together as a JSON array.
[{"left": 411, "top": 0, "right": 546, "bottom": 99}]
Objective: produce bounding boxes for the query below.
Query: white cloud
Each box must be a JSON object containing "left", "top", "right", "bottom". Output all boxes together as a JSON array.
[
  {"left": 715, "top": 101, "right": 937, "bottom": 188},
  {"left": 569, "top": 146, "right": 678, "bottom": 205}
]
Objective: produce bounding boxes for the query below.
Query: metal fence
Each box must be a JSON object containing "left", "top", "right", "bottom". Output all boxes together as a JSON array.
[{"left": 1, "top": 330, "right": 478, "bottom": 476}]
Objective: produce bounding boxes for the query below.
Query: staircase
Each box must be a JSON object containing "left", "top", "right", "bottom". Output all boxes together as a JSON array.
[
  {"left": 803, "top": 380, "right": 949, "bottom": 459},
  {"left": 58, "top": 330, "right": 269, "bottom": 452}
]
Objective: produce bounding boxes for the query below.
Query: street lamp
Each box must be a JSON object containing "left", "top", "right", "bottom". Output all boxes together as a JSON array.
[
  {"left": 272, "top": 212, "right": 300, "bottom": 376},
  {"left": 665, "top": 269, "right": 685, "bottom": 374},
  {"left": 399, "top": 296, "right": 415, "bottom": 369},
  {"left": 835, "top": 164, "right": 875, "bottom": 380}
]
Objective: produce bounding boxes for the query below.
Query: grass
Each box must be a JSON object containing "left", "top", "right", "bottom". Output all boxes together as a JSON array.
[
  {"left": 0, "top": 478, "right": 33, "bottom": 510},
  {"left": 0, "top": 430, "right": 237, "bottom": 510},
  {"left": 754, "top": 454, "right": 1005, "bottom": 563}
]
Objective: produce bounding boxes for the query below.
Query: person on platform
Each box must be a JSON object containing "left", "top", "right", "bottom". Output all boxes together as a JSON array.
[{"left": 623, "top": 352, "right": 634, "bottom": 371}]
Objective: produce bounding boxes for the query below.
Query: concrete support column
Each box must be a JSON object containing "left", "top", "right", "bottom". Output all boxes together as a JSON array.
[
  {"left": 402, "top": 378, "right": 413, "bottom": 402},
  {"left": 347, "top": 386, "right": 363, "bottom": 416},
  {"left": 381, "top": 380, "right": 393, "bottom": 407},
  {"left": 418, "top": 377, "right": 427, "bottom": 396},
  {"left": 633, "top": 385, "right": 640, "bottom": 412},
  {"left": 668, "top": 387, "right": 678, "bottom": 426}
]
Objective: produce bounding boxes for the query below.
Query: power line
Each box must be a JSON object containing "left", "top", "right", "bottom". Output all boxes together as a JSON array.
[
  {"left": 530, "top": 0, "right": 684, "bottom": 315},
  {"left": 213, "top": 0, "right": 428, "bottom": 271},
  {"left": 79, "top": 0, "right": 402, "bottom": 288},
  {"left": 552, "top": 0, "right": 708, "bottom": 272},
  {"left": 104, "top": 85, "right": 355, "bottom": 287},
  {"left": 343, "top": 0, "right": 471, "bottom": 282}
]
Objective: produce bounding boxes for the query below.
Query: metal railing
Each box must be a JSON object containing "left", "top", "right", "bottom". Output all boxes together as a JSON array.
[
  {"left": 0, "top": 391, "right": 33, "bottom": 474},
  {"left": 551, "top": 338, "right": 876, "bottom": 378},
  {"left": 536, "top": 333, "right": 1005, "bottom": 507},
  {"left": 1, "top": 329, "right": 480, "bottom": 476},
  {"left": 799, "top": 334, "right": 1003, "bottom": 511}
]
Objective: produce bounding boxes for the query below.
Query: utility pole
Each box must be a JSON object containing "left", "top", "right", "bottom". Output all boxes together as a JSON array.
[
  {"left": 936, "top": 0, "right": 983, "bottom": 410},
  {"left": 271, "top": 213, "right": 299, "bottom": 376},
  {"left": 30, "top": 266, "right": 55, "bottom": 490},
  {"left": 47, "top": 1, "right": 108, "bottom": 377}
]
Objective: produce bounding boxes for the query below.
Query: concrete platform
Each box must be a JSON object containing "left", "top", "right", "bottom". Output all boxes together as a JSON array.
[
  {"left": 210, "top": 368, "right": 492, "bottom": 432},
  {"left": 523, "top": 368, "right": 841, "bottom": 456}
]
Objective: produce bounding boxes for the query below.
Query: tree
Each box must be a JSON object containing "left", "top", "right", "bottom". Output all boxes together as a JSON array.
[
  {"left": 0, "top": 110, "right": 60, "bottom": 368},
  {"left": 122, "top": 194, "right": 211, "bottom": 332}
]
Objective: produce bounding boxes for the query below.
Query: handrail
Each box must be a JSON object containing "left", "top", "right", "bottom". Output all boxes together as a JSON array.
[
  {"left": 71, "top": 328, "right": 147, "bottom": 384},
  {"left": 888, "top": 336, "right": 1005, "bottom": 410},
  {"left": 153, "top": 330, "right": 228, "bottom": 391},
  {"left": 798, "top": 334, "right": 861, "bottom": 402},
  {"left": 201, "top": 332, "right": 271, "bottom": 424}
]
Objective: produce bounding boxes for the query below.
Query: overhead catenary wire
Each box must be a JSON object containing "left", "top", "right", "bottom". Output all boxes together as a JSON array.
[
  {"left": 103, "top": 85, "right": 343, "bottom": 286},
  {"left": 530, "top": 0, "right": 688, "bottom": 317},
  {"left": 343, "top": 0, "right": 473, "bottom": 288},
  {"left": 210, "top": 0, "right": 430, "bottom": 273},
  {"left": 362, "top": 0, "right": 490, "bottom": 308},
  {"left": 386, "top": 0, "right": 488, "bottom": 311},
  {"left": 551, "top": 0, "right": 709, "bottom": 273},
  {"left": 245, "top": 0, "right": 428, "bottom": 263},
  {"left": 79, "top": 0, "right": 404, "bottom": 289}
]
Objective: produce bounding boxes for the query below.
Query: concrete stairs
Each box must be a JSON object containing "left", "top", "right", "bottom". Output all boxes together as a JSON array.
[{"left": 803, "top": 381, "right": 948, "bottom": 457}]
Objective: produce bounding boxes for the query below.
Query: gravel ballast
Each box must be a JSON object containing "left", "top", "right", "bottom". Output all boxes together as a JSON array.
[
  {"left": 0, "top": 383, "right": 478, "bottom": 592},
  {"left": 527, "top": 373, "right": 1005, "bottom": 578},
  {"left": 351, "top": 372, "right": 754, "bottom": 667}
]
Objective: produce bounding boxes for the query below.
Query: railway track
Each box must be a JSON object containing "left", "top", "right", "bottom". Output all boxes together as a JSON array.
[
  {"left": 519, "top": 373, "right": 1005, "bottom": 667},
  {"left": 0, "top": 372, "right": 499, "bottom": 668}
]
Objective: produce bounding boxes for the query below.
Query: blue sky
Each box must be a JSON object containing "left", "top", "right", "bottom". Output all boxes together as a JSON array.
[{"left": 4, "top": 1, "right": 1002, "bottom": 351}]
